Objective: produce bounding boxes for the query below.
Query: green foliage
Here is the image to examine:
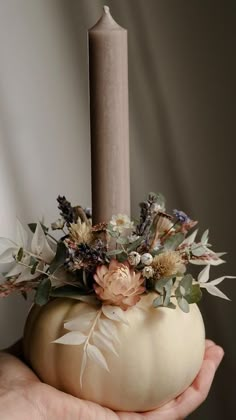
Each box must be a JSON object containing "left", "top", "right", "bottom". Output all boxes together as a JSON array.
[
  {"left": 191, "top": 244, "right": 207, "bottom": 257},
  {"left": 177, "top": 296, "right": 189, "bottom": 313},
  {"left": 154, "top": 278, "right": 174, "bottom": 308},
  {"left": 35, "top": 278, "right": 52, "bottom": 306},
  {"left": 149, "top": 192, "right": 165, "bottom": 209},
  {"left": 106, "top": 249, "right": 124, "bottom": 256},
  {"left": 174, "top": 274, "right": 202, "bottom": 311},
  {"left": 127, "top": 236, "right": 143, "bottom": 253},
  {"left": 185, "top": 284, "right": 202, "bottom": 304},
  {"left": 16, "top": 247, "right": 24, "bottom": 262},
  {"left": 116, "top": 253, "right": 128, "bottom": 263},
  {"left": 48, "top": 242, "right": 67, "bottom": 274},
  {"left": 152, "top": 295, "right": 164, "bottom": 308},
  {"left": 163, "top": 233, "right": 185, "bottom": 251},
  {"left": 30, "top": 260, "right": 39, "bottom": 275}
]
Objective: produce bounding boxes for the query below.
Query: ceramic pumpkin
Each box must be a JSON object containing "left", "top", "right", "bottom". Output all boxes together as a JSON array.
[
  {"left": 23, "top": 293, "right": 205, "bottom": 412},
  {"left": 1, "top": 193, "right": 231, "bottom": 413}
]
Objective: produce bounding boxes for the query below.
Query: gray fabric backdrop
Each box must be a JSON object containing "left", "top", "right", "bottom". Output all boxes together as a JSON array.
[{"left": 0, "top": 1, "right": 235, "bottom": 418}]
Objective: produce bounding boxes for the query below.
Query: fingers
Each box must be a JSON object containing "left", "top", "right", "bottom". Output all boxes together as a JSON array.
[
  {"left": 205, "top": 339, "right": 216, "bottom": 349},
  {"left": 0, "top": 352, "right": 38, "bottom": 386},
  {"left": 172, "top": 342, "right": 224, "bottom": 418},
  {"left": 140, "top": 341, "right": 224, "bottom": 420}
]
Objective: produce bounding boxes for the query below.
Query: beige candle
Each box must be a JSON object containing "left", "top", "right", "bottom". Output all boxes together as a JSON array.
[{"left": 89, "top": 6, "right": 130, "bottom": 225}]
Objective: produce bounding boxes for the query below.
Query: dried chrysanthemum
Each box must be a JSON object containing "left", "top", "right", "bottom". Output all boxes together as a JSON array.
[
  {"left": 152, "top": 251, "right": 186, "bottom": 280},
  {"left": 94, "top": 259, "right": 145, "bottom": 310},
  {"left": 110, "top": 214, "right": 134, "bottom": 234},
  {"left": 69, "top": 220, "right": 93, "bottom": 245}
]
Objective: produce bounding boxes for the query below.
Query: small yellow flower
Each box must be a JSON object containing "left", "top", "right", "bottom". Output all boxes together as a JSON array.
[{"left": 152, "top": 251, "right": 185, "bottom": 279}]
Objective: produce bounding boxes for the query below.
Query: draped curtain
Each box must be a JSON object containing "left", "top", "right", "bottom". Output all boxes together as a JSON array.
[{"left": 0, "top": 1, "right": 235, "bottom": 418}]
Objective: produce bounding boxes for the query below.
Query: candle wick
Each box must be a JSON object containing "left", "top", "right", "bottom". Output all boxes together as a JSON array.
[{"left": 103, "top": 5, "right": 110, "bottom": 14}]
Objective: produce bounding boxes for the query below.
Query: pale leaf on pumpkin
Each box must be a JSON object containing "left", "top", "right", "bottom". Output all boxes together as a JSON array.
[
  {"left": 93, "top": 331, "right": 119, "bottom": 357},
  {"left": 53, "top": 331, "right": 86, "bottom": 345},
  {"left": 64, "top": 311, "right": 97, "bottom": 332},
  {"left": 80, "top": 351, "right": 87, "bottom": 387},
  {"left": 98, "top": 318, "right": 120, "bottom": 344},
  {"left": 102, "top": 305, "right": 129, "bottom": 325},
  {"left": 87, "top": 343, "right": 109, "bottom": 372}
]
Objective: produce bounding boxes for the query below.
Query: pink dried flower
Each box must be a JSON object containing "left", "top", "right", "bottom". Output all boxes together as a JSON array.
[{"left": 94, "top": 260, "right": 145, "bottom": 310}]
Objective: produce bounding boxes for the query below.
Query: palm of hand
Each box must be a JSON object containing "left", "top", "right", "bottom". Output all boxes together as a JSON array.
[{"left": 0, "top": 340, "right": 223, "bottom": 420}]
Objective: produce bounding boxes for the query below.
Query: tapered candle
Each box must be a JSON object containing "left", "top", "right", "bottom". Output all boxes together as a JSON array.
[{"left": 89, "top": 6, "right": 130, "bottom": 225}]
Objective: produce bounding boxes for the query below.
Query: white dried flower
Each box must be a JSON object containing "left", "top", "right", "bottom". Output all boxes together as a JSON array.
[
  {"left": 128, "top": 251, "right": 141, "bottom": 266},
  {"left": 110, "top": 214, "right": 134, "bottom": 234},
  {"left": 142, "top": 266, "right": 154, "bottom": 279},
  {"left": 128, "top": 234, "right": 140, "bottom": 243},
  {"left": 141, "top": 253, "right": 153, "bottom": 266},
  {"left": 51, "top": 218, "right": 65, "bottom": 230}
]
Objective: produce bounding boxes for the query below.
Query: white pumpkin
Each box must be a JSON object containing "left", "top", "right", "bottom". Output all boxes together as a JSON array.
[{"left": 23, "top": 294, "right": 205, "bottom": 412}]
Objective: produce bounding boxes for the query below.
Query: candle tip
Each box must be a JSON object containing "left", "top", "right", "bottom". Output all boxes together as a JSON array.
[{"left": 103, "top": 5, "right": 110, "bottom": 14}]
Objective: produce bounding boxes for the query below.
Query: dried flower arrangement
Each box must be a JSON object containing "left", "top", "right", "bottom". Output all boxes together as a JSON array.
[{"left": 0, "top": 192, "right": 234, "bottom": 383}]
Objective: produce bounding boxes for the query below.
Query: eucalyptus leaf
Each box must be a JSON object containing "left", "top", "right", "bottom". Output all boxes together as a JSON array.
[
  {"left": 201, "top": 229, "right": 209, "bottom": 245},
  {"left": 191, "top": 244, "right": 207, "bottom": 257},
  {"left": 35, "top": 278, "right": 51, "bottom": 306},
  {"left": 116, "top": 237, "right": 129, "bottom": 245},
  {"left": 155, "top": 277, "right": 173, "bottom": 294},
  {"left": 164, "top": 233, "right": 185, "bottom": 250},
  {"left": 30, "top": 260, "right": 39, "bottom": 275},
  {"left": 48, "top": 242, "right": 67, "bottom": 274},
  {"left": 127, "top": 236, "right": 144, "bottom": 252},
  {"left": 107, "top": 229, "right": 119, "bottom": 238},
  {"left": 179, "top": 285, "right": 186, "bottom": 296},
  {"left": 153, "top": 295, "right": 164, "bottom": 308},
  {"left": 177, "top": 296, "right": 189, "bottom": 313},
  {"left": 106, "top": 249, "right": 123, "bottom": 256},
  {"left": 163, "top": 279, "right": 173, "bottom": 306},
  {"left": 149, "top": 192, "right": 166, "bottom": 209},
  {"left": 16, "top": 247, "right": 24, "bottom": 262},
  {"left": 185, "top": 284, "right": 202, "bottom": 304},
  {"left": 116, "top": 252, "right": 128, "bottom": 263},
  {"left": 166, "top": 302, "right": 176, "bottom": 309},
  {"left": 179, "top": 274, "right": 193, "bottom": 294},
  {"left": 150, "top": 247, "right": 164, "bottom": 257}
]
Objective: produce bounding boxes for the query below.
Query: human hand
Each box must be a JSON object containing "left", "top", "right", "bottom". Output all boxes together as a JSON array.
[{"left": 0, "top": 339, "right": 223, "bottom": 420}]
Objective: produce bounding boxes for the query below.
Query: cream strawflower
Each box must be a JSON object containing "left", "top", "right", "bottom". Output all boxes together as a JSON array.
[
  {"left": 110, "top": 214, "right": 134, "bottom": 234},
  {"left": 69, "top": 220, "right": 92, "bottom": 244},
  {"left": 94, "top": 259, "right": 145, "bottom": 310},
  {"left": 152, "top": 251, "right": 186, "bottom": 280}
]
